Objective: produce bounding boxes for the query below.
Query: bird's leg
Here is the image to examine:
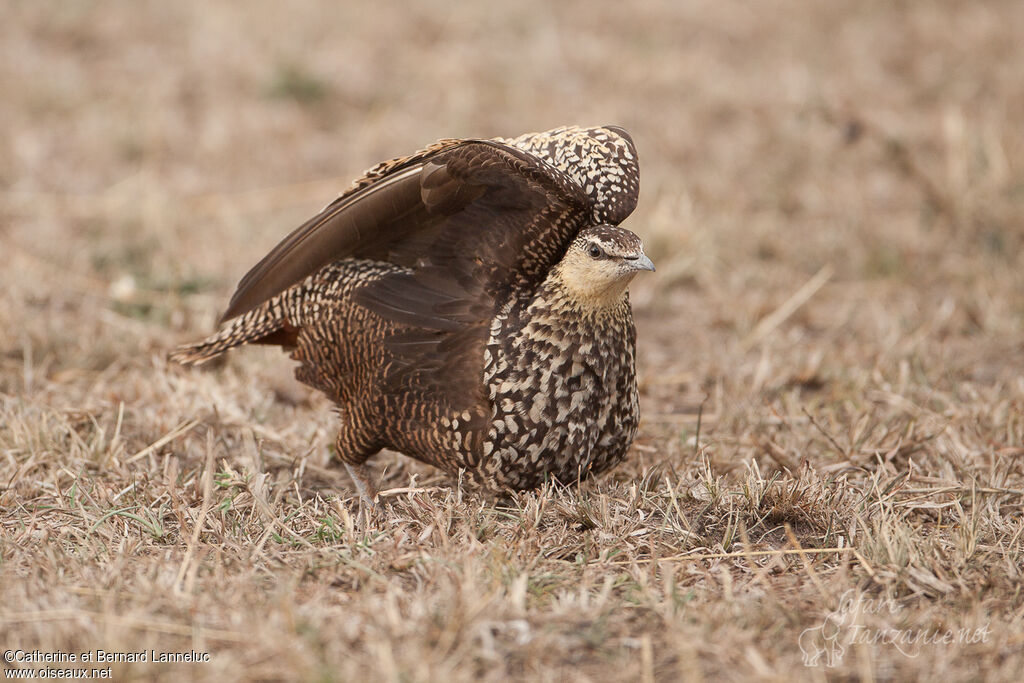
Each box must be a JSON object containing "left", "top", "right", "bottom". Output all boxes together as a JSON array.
[
  {"left": 344, "top": 462, "right": 378, "bottom": 509},
  {"left": 335, "top": 426, "right": 380, "bottom": 509}
]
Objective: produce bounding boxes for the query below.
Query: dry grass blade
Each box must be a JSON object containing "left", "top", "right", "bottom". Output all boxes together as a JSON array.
[
  {"left": 2, "top": 610, "right": 248, "bottom": 642},
  {"left": 126, "top": 419, "right": 200, "bottom": 463},
  {"left": 605, "top": 546, "right": 856, "bottom": 565},
  {"left": 742, "top": 264, "right": 834, "bottom": 349},
  {"left": 173, "top": 431, "right": 216, "bottom": 595},
  {"left": 3, "top": 1, "right": 1024, "bottom": 680}
]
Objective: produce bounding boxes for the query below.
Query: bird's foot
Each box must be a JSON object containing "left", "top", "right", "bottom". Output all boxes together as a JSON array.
[{"left": 344, "top": 462, "right": 378, "bottom": 510}]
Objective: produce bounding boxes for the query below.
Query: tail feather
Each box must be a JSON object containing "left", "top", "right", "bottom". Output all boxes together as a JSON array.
[{"left": 169, "top": 298, "right": 292, "bottom": 366}]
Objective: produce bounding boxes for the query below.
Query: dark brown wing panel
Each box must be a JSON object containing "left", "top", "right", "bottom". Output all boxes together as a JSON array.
[
  {"left": 221, "top": 127, "right": 640, "bottom": 324},
  {"left": 352, "top": 143, "right": 592, "bottom": 404},
  {"left": 218, "top": 137, "right": 593, "bottom": 418},
  {"left": 222, "top": 166, "right": 431, "bottom": 321},
  {"left": 221, "top": 139, "right": 468, "bottom": 322}
]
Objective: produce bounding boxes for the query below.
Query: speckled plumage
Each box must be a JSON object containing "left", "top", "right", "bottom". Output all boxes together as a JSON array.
[
  {"left": 171, "top": 125, "right": 651, "bottom": 499},
  {"left": 479, "top": 265, "right": 640, "bottom": 489}
]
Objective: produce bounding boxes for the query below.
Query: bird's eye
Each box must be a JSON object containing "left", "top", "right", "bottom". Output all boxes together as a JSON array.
[{"left": 588, "top": 244, "right": 603, "bottom": 258}]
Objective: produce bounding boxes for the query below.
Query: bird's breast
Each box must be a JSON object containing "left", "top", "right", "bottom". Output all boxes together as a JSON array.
[{"left": 475, "top": 291, "right": 637, "bottom": 490}]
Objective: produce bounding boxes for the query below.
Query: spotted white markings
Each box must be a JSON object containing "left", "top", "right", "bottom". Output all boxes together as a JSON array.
[
  {"left": 495, "top": 125, "right": 640, "bottom": 226},
  {"left": 476, "top": 233, "right": 641, "bottom": 490}
]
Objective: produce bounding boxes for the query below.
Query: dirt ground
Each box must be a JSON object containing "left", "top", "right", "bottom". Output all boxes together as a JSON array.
[{"left": 2, "top": 1, "right": 1023, "bottom": 680}]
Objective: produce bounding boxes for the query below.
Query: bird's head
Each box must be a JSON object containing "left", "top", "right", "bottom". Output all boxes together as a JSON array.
[{"left": 553, "top": 225, "right": 655, "bottom": 308}]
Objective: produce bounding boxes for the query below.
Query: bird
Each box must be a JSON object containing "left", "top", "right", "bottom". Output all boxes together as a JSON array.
[{"left": 170, "top": 124, "right": 653, "bottom": 505}]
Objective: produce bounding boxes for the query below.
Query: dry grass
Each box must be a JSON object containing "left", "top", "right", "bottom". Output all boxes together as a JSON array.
[{"left": 3, "top": 0, "right": 1024, "bottom": 680}]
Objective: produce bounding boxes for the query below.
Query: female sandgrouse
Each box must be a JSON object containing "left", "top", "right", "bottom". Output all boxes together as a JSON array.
[{"left": 171, "top": 125, "right": 653, "bottom": 503}]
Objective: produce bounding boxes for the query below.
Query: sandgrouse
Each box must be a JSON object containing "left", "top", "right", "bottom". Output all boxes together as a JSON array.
[{"left": 170, "top": 125, "right": 653, "bottom": 504}]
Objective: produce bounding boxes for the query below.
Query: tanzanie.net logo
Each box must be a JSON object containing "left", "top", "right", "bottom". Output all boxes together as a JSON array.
[{"left": 798, "top": 589, "right": 991, "bottom": 667}]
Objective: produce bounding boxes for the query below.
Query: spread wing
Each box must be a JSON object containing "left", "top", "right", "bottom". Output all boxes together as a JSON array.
[
  {"left": 218, "top": 125, "right": 639, "bottom": 442},
  {"left": 222, "top": 137, "right": 466, "bottom": 322},
  {"left": 222, "top": 125, "right": 640, "bottom": 321}
]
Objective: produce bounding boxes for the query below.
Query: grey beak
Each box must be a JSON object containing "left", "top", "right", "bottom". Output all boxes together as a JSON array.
[{"left": 629, "top": 253, "right": 656, "bottom": 272}]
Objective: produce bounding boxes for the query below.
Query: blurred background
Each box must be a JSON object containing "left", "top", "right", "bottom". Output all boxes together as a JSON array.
[
  {"left": 2, "top": 2, "right": 1023, "bottom": 679},
  {"left": 4, "top": 0, "right": 1024, "bottom": 478},
  {"left": 3, "top": 0, "right": 1022, "bottom": 394}
]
